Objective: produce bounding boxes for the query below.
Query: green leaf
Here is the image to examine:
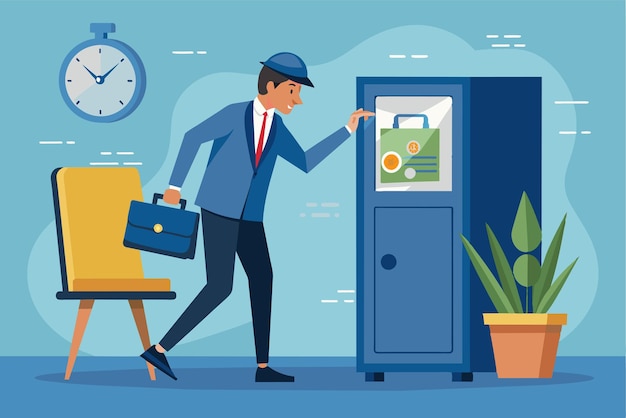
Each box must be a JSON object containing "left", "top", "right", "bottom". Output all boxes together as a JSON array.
[
  {"left": 513, "top": 254, "right": 541, "bottom": 288},
  {"left": 486, "top": 224, "right": 523, "bottom": 313},
  {"left": 536, "top": 258, "right": 578, "bottom": 313},
  {"left": 533, "top": 214, "right": 567, "bottom": 312},
  {"left": 461, "top": 234, "right": 515, "bottom": 313},
  {"left": 511, "top": 191, "right": 542, "bottom": 253}
]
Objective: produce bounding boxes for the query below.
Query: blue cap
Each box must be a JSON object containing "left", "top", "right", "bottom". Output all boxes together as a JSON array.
[{"left": 260, "top": 52, "right": 314, "bottom": 87}]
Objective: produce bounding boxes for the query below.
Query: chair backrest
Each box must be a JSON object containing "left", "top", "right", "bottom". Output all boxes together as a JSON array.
[{"left": 52, "top": 167, "right": 144, "bottom": 292}]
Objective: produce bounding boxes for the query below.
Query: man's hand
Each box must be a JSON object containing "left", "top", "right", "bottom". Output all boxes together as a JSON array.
[
  {"left": 347, "top": 108, "right": 375, "bottom": 133},
  {"left": 163, "top": 188, "right": 181, "bottom": 205}
]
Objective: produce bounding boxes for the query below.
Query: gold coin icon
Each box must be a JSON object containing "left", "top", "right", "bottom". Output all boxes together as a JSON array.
[
  {"left": 381, "top": 151, "right": 402, "bottom": 173},
  {"left": 384, "top": 154, "right": 399, "bottom": 169},
  {"left": 407, "top": 140, "right": 420, "bottom": 155}
]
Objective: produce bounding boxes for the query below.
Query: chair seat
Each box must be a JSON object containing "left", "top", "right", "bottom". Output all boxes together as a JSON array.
[
  {"left": 72, "top": 278, "right": 171, "bottom": 292},
  {"left": 56, "top": 290, "right": 176, "bottom": 300}
]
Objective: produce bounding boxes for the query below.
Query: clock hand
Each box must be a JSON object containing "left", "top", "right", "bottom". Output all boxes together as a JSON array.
[
  {"left": 99, "top": 63, "right": 120, "bottom": 82},
  {"left": 82, "top": 65, "right": 98, "bottom": 81}
]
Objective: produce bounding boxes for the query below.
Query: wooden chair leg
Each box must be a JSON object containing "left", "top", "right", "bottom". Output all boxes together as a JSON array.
[
  {"left": 65, "top": 299, "right": 94, "bottom": 380},
  {"left": 129, "top": 299, "right": 156, "bottom": 380}
]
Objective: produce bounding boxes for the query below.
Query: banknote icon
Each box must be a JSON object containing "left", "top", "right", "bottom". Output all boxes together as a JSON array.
[{"left": 380, "top": 114, "right": 440, "bottom": 183}]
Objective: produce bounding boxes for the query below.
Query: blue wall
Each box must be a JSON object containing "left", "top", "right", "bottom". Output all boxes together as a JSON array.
[{"left": 3, "top": 0, "right": 623, "bottom": 357}]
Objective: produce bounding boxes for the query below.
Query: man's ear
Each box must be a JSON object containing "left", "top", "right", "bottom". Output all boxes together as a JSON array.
[{"left": 265, "top": 81, "right": 275, "bottom": 94}]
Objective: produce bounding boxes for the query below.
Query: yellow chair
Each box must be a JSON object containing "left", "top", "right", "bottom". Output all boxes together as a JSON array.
[{"left": 51, "top": 167, "right": 175, "bottom": 380}]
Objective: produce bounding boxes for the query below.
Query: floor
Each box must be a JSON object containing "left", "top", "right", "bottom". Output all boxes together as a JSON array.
[{"left": 4, "top": 356, "right": 624, "bottom": 417}]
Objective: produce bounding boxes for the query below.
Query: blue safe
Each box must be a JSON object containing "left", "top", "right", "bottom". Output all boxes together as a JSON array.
[{"left": 356, "top": 77, "right": 542, "bottom": 381}]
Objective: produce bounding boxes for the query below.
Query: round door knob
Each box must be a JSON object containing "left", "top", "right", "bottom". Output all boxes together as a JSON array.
[
  {"left": 381, "top": 254, "right": 397, "bottom": 270},
  {"left": 153, "top": 223, "right": 163, "bottom": 233}
]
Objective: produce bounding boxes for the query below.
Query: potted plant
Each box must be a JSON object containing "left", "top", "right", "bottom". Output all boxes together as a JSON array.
[{"left": 461, "top": 191, "right": 578, "bottom": 378}]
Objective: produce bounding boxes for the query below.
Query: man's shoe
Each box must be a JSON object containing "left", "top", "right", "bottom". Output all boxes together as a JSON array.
[
  {"left": 255, "top": 366, "right": 295, "bottom": 382},
  {"left": 141, "top": 345, "right": 177, "bottom": 380}
]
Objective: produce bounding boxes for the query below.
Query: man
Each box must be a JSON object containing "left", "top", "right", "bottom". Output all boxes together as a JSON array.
[{"left": 141, "top": 52, "right": 373, "bottom": 382}]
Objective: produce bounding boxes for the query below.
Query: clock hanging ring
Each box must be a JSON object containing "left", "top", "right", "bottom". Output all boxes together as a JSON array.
[{"left": 59, "top": 23, "right": 146, "bottom": 122}]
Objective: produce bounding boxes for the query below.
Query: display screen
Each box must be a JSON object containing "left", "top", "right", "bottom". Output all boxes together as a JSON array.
[{"left": 375, "top": 96, "right": 453, "bottom": 192}]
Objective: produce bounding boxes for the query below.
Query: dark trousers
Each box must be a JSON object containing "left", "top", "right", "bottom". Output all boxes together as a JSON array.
[{"left": 159, "top": 209, "right": 273, "bottom": 364}]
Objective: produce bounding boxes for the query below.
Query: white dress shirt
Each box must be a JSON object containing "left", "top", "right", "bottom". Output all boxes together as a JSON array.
[{"left": 253, "top": 97, "right": 275, "bottom": 155}]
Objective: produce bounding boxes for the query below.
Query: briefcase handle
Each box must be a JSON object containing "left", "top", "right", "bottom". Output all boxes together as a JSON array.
[
  {"left": 393, "top": 113, "right": 429, "bottom": 129},
  {"left": 152, "top": 193, "right": 188, "bottom": 210}
]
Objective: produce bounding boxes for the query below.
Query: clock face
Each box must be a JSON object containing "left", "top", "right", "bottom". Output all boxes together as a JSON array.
[{"left": 62, "top": 44, "right": 140, "bottom": 120}]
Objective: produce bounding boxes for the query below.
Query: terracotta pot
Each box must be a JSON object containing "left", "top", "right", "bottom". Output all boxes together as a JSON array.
[{"left": 483, "top": 313, "right": 567, "bottom": 378}]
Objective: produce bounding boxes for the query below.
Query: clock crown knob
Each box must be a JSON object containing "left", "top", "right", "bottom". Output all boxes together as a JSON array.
[{"left": 90, "top": 23, "right": 116, "bottom": 39}]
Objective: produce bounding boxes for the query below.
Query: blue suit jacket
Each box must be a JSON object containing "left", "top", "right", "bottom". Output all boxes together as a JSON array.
[{"left": 169, "top": 101, "right": 351, "bottom": 221}]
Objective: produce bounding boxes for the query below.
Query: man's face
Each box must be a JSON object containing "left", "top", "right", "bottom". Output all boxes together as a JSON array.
[{"left": 266, "top": 80, "right": 303, "bottom": 114}]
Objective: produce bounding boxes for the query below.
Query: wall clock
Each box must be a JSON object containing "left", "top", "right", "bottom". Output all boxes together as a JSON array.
[{"left": 59, "top": 23, "right": 146, "bottom": 122}]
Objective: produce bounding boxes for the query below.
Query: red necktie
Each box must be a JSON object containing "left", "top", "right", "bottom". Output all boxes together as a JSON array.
[{"left": 255, "top": 111, "right": 268, "bottom": 167}]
